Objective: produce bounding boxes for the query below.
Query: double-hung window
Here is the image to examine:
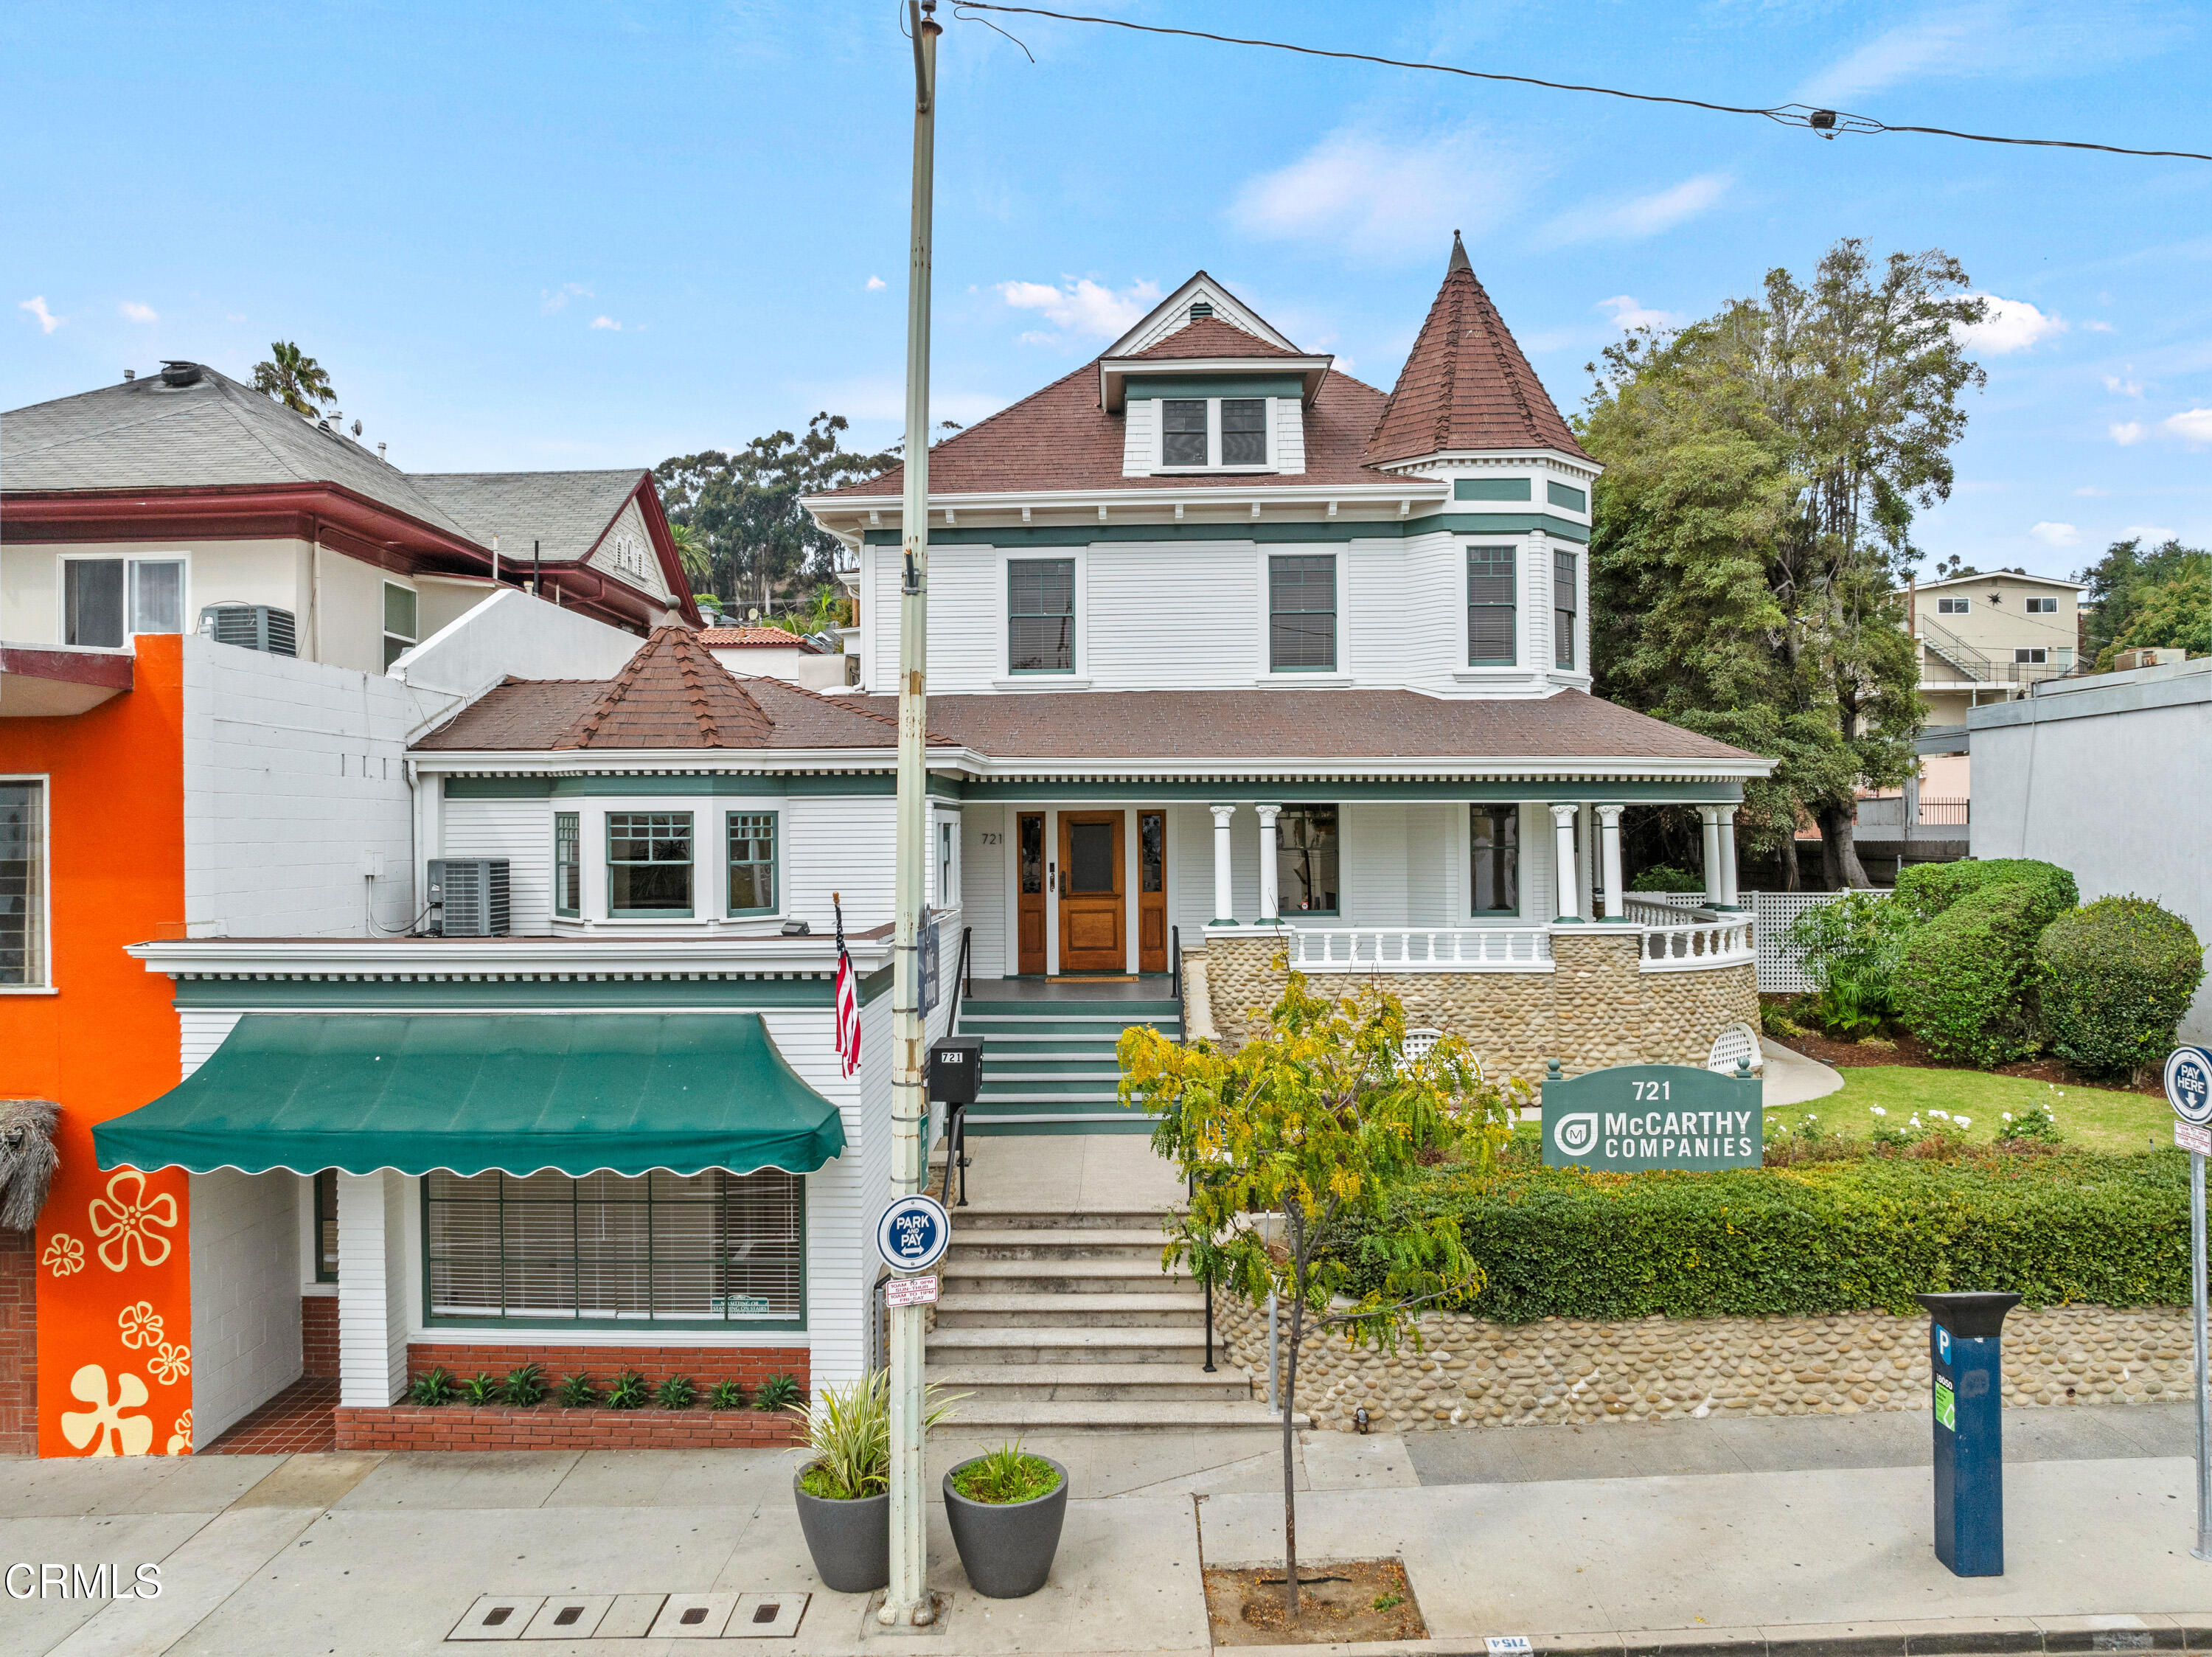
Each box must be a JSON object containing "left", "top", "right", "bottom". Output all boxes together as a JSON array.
[
  {"left": 1276, "top": 805, "right": 1339, "bottom": 914},
  {"left": 422, "top": 1168, "right": 804, "bottom": 1326},
  {"left": 383, "top": 583, "right": 419, "bottom": 670},
  {"left": 1268, "top": 555, "right": 1336, "bottom": 672},
  {"left": 2014, "top": 647, "right": 2048, "bottom": 664},
  {"left": 1220, "top": 398, "right": 1267, "bottom": 465},
  {"left": 607, "top": 811, "right": 692, "bottom": 917},
  {"left": 1937, "top": 597, "right": 1969, "bottom": 615},
  {"left": 1553, "top": 549, "right": 1579, "bottom": 670},
  {"left": 1156, "top": 396, "right": 1270, "bottom": 469},
  {"left": 63, "top": 556, "right": 186, "bottom": 647},
  {"left": 1161, "top": 400, "right": 1208, "bottom": 467},
  {"left": 1008, "top": 559, "right": 1075, "bottom": 674},
  {"left": 553, "top": 813, "right": 580, "bottom": 917},
  {"left": 1470, "top": 806, "right": 1520, "bottom": 915},
  {"left": 2025, "top": 596, "right": 2058, "bottom": 614},
  {"left": 1467, "top": 546, "right": 1516, "bottom": 665},
  {"left": 1, "top": 779, "right": 48, "bottom": 987},
  {"left": 726, "top": 811, "right": 778, "bottom": 916}
]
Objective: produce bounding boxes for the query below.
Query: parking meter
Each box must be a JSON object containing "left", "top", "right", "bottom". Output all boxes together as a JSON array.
[{"left": 1915, "top": 1291, "right": 2023, "bottom": 1577}]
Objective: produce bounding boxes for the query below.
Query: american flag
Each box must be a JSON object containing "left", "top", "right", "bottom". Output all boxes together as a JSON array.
[{"left": 832, "top": 894, "right": 860, "bottom": 1078}]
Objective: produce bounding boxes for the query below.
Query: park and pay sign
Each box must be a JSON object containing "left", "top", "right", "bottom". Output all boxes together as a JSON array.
[{"left": 1542, "top": 1061, "right": 1763, "bottom": 1171}]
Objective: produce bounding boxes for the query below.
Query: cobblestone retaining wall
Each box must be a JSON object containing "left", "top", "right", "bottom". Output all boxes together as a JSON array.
[
  {"left": 1214, "top": 1295, "right": 2191, "bottom": 1431},
  {"left": 1193, "top": 933, "right": 1757, "bottom": 1079}
]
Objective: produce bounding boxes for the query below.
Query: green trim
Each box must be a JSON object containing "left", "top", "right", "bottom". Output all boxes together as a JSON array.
[
  {"left": 445, "top": 777, "right": 552, "bottom": 799},
  {"left": 959, "top": 779, "right": 1746, "bottom": 805},
  {"left": 554, "top": 812, "right": 580, "bottom": 919},
  {"left": 1554, "top": 914, "right": 1586, "bottom": 924},
  {"left": 858, "top": 963, "right": 894, "bottom": 1005},
  {"left": 313, "top": 1168, "right": 338, "bottom": 1283},
  {"left": 1122, "top": 375, "right": 1304, "bottom": 400},
  {"left": 420, "top": 1164, "right": 807, "bottom": 1333},
  {"left": 862, "top": 512, "right": 1590, "bottom": 546},
  {"left": 173, "top": 979, "right": 835, "bottom": 1012},
  {"left": 1455, "top": 478, "right": 1531, "bottom": 501},
  {"left": 1547, "top": 481, "right": 1588, "bottom": 512},
  {"left": 725, "top": 809, "right": 779, "bottom": 918}
]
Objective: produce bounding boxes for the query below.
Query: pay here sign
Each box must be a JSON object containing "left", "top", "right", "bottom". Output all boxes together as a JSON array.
[{"left": 1542, "top": 1062, "right": 1764, "bottom": 1172}]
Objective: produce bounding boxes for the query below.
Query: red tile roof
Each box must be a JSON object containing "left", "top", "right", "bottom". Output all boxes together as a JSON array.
[
  {"left": 1367, "top": 234, "right": 1590, "bottom": 465},
  {"left": 699, "top": 627, "right": 826, "bottom": 652},
  {"left": 1128, "top": 313, "right": 1303, "bottom": 359}
]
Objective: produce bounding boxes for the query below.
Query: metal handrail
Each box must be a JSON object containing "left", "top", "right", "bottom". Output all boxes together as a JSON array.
[
  {"left": 945, "top": 925, "right": 973, "bottom": 1035},
  {"left": 1169, "top": 923, "right": 1180, "bottom": 1008}
]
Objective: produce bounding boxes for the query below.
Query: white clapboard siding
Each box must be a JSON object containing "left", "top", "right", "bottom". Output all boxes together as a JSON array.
[
  {"left": 1343, "top": 540, "right": 1411, "bottom": 690},
  {"left": 1525, "top": 535, "right": 1553, "bottom": 675},
  {"left": 1521, "top": 802, "right": 1556, "bottom": 925},
  {"left": 764, "top": 1007, "right": 868, "bottom": 1386},
  {"left": 181, "top": 1012, "right": 244, "bottom": 1078},
  {"left": 1085, "top": 541, "right": 1262, "bottom": 690},
  {"left": 1342, "top": 803, "right": 1409, "bottom": 928},
  {"left": 1397, "top": 530, "right": 1469, "bottom": 694},
  {"left": 1406, "top": 803, "right": 1461, "bottom": 926},
  {"left": 961, "top": 806, "right": 1009, "bottom": 979},
  {"left": 783, "top": 793, "right": 896, "bottom": 933},
  {"left": 441, "top": 797, "right": 553, "bottom": 933},
  {"left": 1275, "top": 397, "right": 1307, "bottom": 475},
  {"left": 1121, "top": 397, "right": 1155, "bottom": 476}
]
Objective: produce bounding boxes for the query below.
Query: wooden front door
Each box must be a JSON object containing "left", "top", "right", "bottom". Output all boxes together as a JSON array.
[
  {"left": 1057, "top": 810, "right": 1124, "bottom": 973},
  {"left": 1016, "top": 812, "right": 1047, "bottom": 976},
  {"left": 1137, "top": 809, "right": 1168, "bottom": 974}
]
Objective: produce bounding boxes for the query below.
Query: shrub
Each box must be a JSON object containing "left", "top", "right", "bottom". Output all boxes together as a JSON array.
[
  {"left": 501, "top": 1363, "right": 548, "bottom": 1407},
  {"left": 653, "top": 1375, "right": 697, "bottom": 1411},
  {"left": 754, "top": 1374, "right": 804, "bottom": 1411},
  {"left": 1894, "top": 878, "right": 2074, "bottom": 1066},
  {"left": 460, "top": 1372, "right": 503, "bottom": 1406},
  {"left": 707, "top": 1379, "right": 748, "bottom": 1411},
  {"left": 1781, "top": 890, "right": 1919, "bottom": 1035},
  {"left": 1760, "top": 1001, "right": 1806, "bottom": 1040},
  {"left": 1631, "top": 864, "right": 1705, "bottom": 894},
  {"left": 554, "top": 1373, "right": 598, "bottom": 1408},
  {"left": 1894, "top": 858, "right": 2077, "bottom": 924},
  {"left": 2038, "top": 896, "right": 2207, "bottom": 1078},
  {"left": 605, "top": 1369, "right": 649, "bottom": 1411},
  {"left": 1337, "top": 1151, "right": 2188, "bottom": 1321},
  {"left": 407, "top": 1365, "right": 458, "bottom": 1407}
]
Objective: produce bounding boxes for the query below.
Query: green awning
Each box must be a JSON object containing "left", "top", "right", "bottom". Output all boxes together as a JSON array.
[{"left": 95, "top": 1013, "right": 846, "bottom": 1178}]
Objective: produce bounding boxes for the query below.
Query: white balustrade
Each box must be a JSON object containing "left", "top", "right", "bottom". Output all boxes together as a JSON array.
[
  {"left": 1638, "top": 914, "right": 1756, "bottom": 972},
  {"left": 1285, "top": 926, "right": 1554, "bottom": 973}
]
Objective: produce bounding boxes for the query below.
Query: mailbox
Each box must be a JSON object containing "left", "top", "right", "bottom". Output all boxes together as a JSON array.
[
  {"left": 1915, "top": 1290, "right": 2022, "bottom": 1577},
  {"left": 927, "top": 1037, "right": 984, "bottom": 1106}
]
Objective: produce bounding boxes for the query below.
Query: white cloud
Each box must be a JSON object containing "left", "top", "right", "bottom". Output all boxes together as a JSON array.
[
  {"left": 540, "top": 282, "right": 592, "bottom": 315},
  {"left": 1543, "top": 173, "right": 1732, "bottom": 245},
  {"left": 1596, "top": 295, "right": 1684, "bottom": 333},
  {"left": 119, "top": 301, "right": 158, "bottom": 324},
  {"left": 2162, "top": 408, "right": 2212, "bottom": 446},
  {"left": 1798, "top": 9, "right": 1983, "bottom": 103},
  {"left": 2121, "top": 524, "right": 2178, "bottom": 543},
  {"left": 1955, "top": 293, "right": 2066, "bottom": 355},
  {"left": 2028, "top": 521, "right": 2081, "bottom": 549},
  {"left": 866, "top": 275, "right": 887, "bottom": 292},
  {"left": 1228, "top": 125, "right": 1529, "bottom": 260},
  {"left": 2102, "top": 374, "right": 2143, "bottom": 397},
  {"left": 2110, "top": 421, "right": 2146, "bottom": 445},
  {"left": 1795, "top": 1, "right": 2180, "bottom": 105},
  {"left": 589, "top": 316, "right": 622, "bottom": 331},
  {"left": 18, "top": 296, "right": 60, "bottom": 334},
  {"left": 2073, "top": 485, "right": 2110, "bottom": 496},
  {"left": 2083, "top": 320, "right": 2116, "bottom": 333},
  {"left": 994, "top": 277, "right": 1161, "bottom": 344}
]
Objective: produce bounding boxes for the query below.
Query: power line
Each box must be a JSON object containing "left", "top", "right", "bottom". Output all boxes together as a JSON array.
[{"left": 951, "top": 3, "right": 2211, "bottom": 164}]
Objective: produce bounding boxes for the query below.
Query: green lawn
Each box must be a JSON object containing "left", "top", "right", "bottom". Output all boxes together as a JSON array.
[{"left": 1773, "top": 1066, "right": 2172, "bottom": 1156}]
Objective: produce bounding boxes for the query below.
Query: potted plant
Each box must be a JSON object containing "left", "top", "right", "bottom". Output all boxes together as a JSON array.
[
  {"left": 787, "top": 1371, "right": 960, "bottom": 1594},
  {"left": 942, "top": 1441, "right": 1068, "bottom": 1599}
]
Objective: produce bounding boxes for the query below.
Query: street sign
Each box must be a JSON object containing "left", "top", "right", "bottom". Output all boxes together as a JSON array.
[
  {"left": 1541, "top": 1062, "right": 1762, "bottom": 1172},
  {"left": 886, "top": 1274, "right": 939, "bottom": 1308},
  {"left": 2168, "top": 1047, "right": 2212, "bottom": 1125},
  {"left": 875, "top": 1193, "right": 951, "bottom": 1274},
  {"left": 2180, "top": 1121, "right": 2212, "bottom": 1156}
]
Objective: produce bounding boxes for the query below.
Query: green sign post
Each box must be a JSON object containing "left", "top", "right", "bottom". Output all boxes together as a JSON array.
[{"left": 1540, "top": 1060, "right": 1763, "bottom": 1172}]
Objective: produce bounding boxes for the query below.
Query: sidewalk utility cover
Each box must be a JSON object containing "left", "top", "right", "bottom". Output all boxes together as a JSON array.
[{"left": 94, "top": 1013, "right": 846, "bottom": 1178}]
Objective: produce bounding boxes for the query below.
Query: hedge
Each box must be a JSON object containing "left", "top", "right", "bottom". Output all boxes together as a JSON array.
[
  {"left": 2039, "top": 896, "right": 2208, "bottom": 1077},
  {"left": 1894, "top": 858, "right": 2077, "bottom": 924},
  {"left": 1893, "top": 863, "right": 2078, "bottom": 1065},
  {"left": 1338, "top": 1152, "right": 2188, "bottom": 1322}
]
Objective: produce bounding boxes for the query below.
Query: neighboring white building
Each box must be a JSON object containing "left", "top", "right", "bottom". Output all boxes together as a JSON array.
[
  {"left": 1968, "top": 655, "right": 2211, "bottom": 1042},
  {"left": 1909, "top": 570, "right": 2090, "bottom": 727},
  {"left": 700, "top": 625, "right": 851, "bottom": 691}
]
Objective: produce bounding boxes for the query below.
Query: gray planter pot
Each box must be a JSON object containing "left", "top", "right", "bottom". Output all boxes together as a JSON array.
[
  {"left": 942, "top": 1455, "right": 1068, "bottom": 1599},
  {"left": 791, "top": 1471, "right": 889, "bottom": 1594}
]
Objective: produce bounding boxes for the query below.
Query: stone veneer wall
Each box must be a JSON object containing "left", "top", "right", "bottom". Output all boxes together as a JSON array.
[
  {"left": 1195, "top": 931, "right": 1757, "bottom": 1078},
  {"left": 1213, "top": 1293, "right": 2193, "bottom": 1432}
]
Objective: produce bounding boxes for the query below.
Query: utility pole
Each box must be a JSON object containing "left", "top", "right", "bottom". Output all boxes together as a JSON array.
[{"left": 883, "top": 0, "right": 940, "bottom": 1629}]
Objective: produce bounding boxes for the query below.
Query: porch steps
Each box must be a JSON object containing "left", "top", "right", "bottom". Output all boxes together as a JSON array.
[
  {"left": 923, "top": 1209, "right": 1292, "bottom": 1434},
  {"left": 953, "top": 997, "right": 1183, "bottom": 1136}
]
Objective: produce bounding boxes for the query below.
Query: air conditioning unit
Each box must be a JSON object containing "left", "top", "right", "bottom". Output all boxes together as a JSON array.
[
  {"left": 427, "top": 858, "right": 510, "bottom": 937},
  {"left": 198, "top": 604, "right": 298, "bottom": 657}
]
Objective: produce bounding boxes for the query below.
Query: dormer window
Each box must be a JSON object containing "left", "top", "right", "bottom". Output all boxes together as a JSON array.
[
  {"left": 1163, "top": 400, "right": 1207, "bottom": 466},
  {"left": 1154, "top": 396, "right": 1273, "bottom": 470}
]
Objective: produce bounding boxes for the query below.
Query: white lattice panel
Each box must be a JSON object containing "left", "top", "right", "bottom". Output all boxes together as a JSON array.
[{"left": 1749, "top": 889, "right": 1892, "bottom": 993}]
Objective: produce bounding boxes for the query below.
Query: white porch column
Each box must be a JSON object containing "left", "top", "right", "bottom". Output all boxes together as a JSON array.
[
  {"left": 1548, "top": 804, "right": 1583, "bottom": 922},
  {"left": 1596, "top": 804, "right": 1625, "bottom": 920},
  {"left": 336, "top": 1170, "right": 410, "bottom": 1408},
  {"left": 1208, "top": 805, "right": 1238, "bottom": 925},
  {"left": 1254, "top": 804, "right": 1282, "bottom": 923},
  {"left": 1717, "top": 805, "right": 1742, "bottom": 907},
  {"left": 1699, "top": 807, "right": 1724, "bottom": 905}
]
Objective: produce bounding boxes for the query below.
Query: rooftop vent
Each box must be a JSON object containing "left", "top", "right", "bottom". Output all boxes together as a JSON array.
[
  {"left": 122, "top": 368, "right": 136, "bottom": 381},
  {"left": 158, "top": 361, "right": 204, "bottom": 388},
  {"left": 1189, "top": 301, "right": 1214, "bottom": 319}
]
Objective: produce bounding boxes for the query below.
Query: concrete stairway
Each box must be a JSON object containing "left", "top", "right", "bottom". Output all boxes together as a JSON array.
[
  {"left": 953, "top": 996, "right": 1181, "bottom": 1136},
  {"left": 924, "top": 1206, "right": 1295, "bottom": 1433}
]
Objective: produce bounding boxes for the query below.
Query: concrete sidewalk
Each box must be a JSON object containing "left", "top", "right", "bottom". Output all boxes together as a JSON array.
[{"left": 4, "top": 1409, "right": 2208, "bottom": 1657}]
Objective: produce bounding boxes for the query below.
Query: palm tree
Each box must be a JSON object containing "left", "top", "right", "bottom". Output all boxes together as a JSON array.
[
  {"left": 668, "top": 522, "right": 714, "bottom": 593},
  {"left": 251, "top": 342, "right": 335, "bottom": 417}
]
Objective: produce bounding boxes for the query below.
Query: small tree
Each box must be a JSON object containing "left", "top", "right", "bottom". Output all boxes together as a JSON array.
[
  {"left": 251, "top": 341, "right": 334, "bottom": 416},
  {"left": 1118, "top": 971, "right": 1520, "bottom": 1620}
]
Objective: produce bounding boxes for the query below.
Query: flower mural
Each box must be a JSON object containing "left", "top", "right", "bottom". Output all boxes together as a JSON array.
[
  {"left": 59, "top": 1364, "right": 154, "bottom": 1457},
  {"left": 88, "top": 1171, "right": 179, "bottom": 1272},
  {"left": 148, "top": 1341, "right": 192, "bottom": 1385},
  {"left": 42, "top": 1233, "right": 84, "bottom": 1278},
  {"left": 118, "top": 1300, "right": 164, "bottom": 1349},
  {"left": 167, "top": 1411, "right": 192, "bottom": 1456}
]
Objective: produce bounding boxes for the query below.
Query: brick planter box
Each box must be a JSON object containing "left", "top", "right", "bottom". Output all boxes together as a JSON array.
[{"left": 335, "top": 1403, "right": 803, "bottom": 1452}]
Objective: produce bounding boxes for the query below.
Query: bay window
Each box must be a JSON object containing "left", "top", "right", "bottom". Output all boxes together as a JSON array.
[
  {"left": 608, "top": 811, "right": 693, "bottom": 917},
  {"left": 1554, "top": 549, "right": 1579, "bottom": 670},
  {"left": 726, "top": 811, "right": 779, "bottom": 916},
  {"left": 1467, "top": 545, "right": 1516, "bottom": 665}
]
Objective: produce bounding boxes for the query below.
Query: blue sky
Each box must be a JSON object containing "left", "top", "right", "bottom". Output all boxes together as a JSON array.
[{"left": 4, "top": 1, "right": 2205, "bottom": 578}]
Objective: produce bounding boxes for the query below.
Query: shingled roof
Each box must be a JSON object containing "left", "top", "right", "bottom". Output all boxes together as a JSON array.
[
  {"left": 1129, "top": 313, "right": 1303, "bottom": 360},
  {"left": 1366, "top": 233, "right": 1590, "bottom": 465}
]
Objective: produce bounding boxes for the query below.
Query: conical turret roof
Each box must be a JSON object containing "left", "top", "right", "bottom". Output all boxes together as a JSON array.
[
  {"left": 1366, "top": 232, "right": 1589, "bottom": 465},
  {"left": 557, "top": 623, "right": 775, "bottom": 748}
]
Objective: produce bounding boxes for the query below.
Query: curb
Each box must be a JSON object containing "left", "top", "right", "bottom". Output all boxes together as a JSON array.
[{"left": 1222, "top": 1615, "right": 2212, "bottom": 1657}]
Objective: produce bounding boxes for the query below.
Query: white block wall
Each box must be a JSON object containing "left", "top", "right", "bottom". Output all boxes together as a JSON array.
[
  {"left": 961, "top": 806, "right": 1008, "bottom": 979},
  {"left": 442, "top": 797, "right": 554, "bottom": 932},
  {"left": 187, "top": 1169, "right": 305, "bottom": 1444},
  {"left": 336, "top": 1171, "right": 411, "bottom": 1408}
]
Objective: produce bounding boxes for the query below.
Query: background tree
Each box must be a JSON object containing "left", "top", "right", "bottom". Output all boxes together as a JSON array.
[
  {"left": 1118, "top": 974, "right": 1516, "bottom": 1622},
  {"left": 1582, "top": 239, "right": 1983, "bottom": 888},
  {"left": 251, "top": 341, "right": 334, "bottom": 416},
  {"left": 2077, "top": 536, "right": 2209, "bottom": 669},
  {"left": 667, "top": 523, "right": 712, "bottom": 593}
]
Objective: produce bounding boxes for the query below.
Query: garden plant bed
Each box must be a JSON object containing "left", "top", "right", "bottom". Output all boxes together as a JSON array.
[
  {"left": 1772, "top": 1024, "right": 2163, "bottom": 1096},
  {"left": 334, "top": 1403, "right": 801, "bottom": 1453},
  {"left": 1203, "top": 1557, "right": 1425, "bottom": 1646}
]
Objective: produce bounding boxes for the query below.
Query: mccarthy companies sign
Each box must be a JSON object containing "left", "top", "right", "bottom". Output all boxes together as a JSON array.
[{"left": 1542, "top": 1061, "right": 1763, "bottom": 1172}]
